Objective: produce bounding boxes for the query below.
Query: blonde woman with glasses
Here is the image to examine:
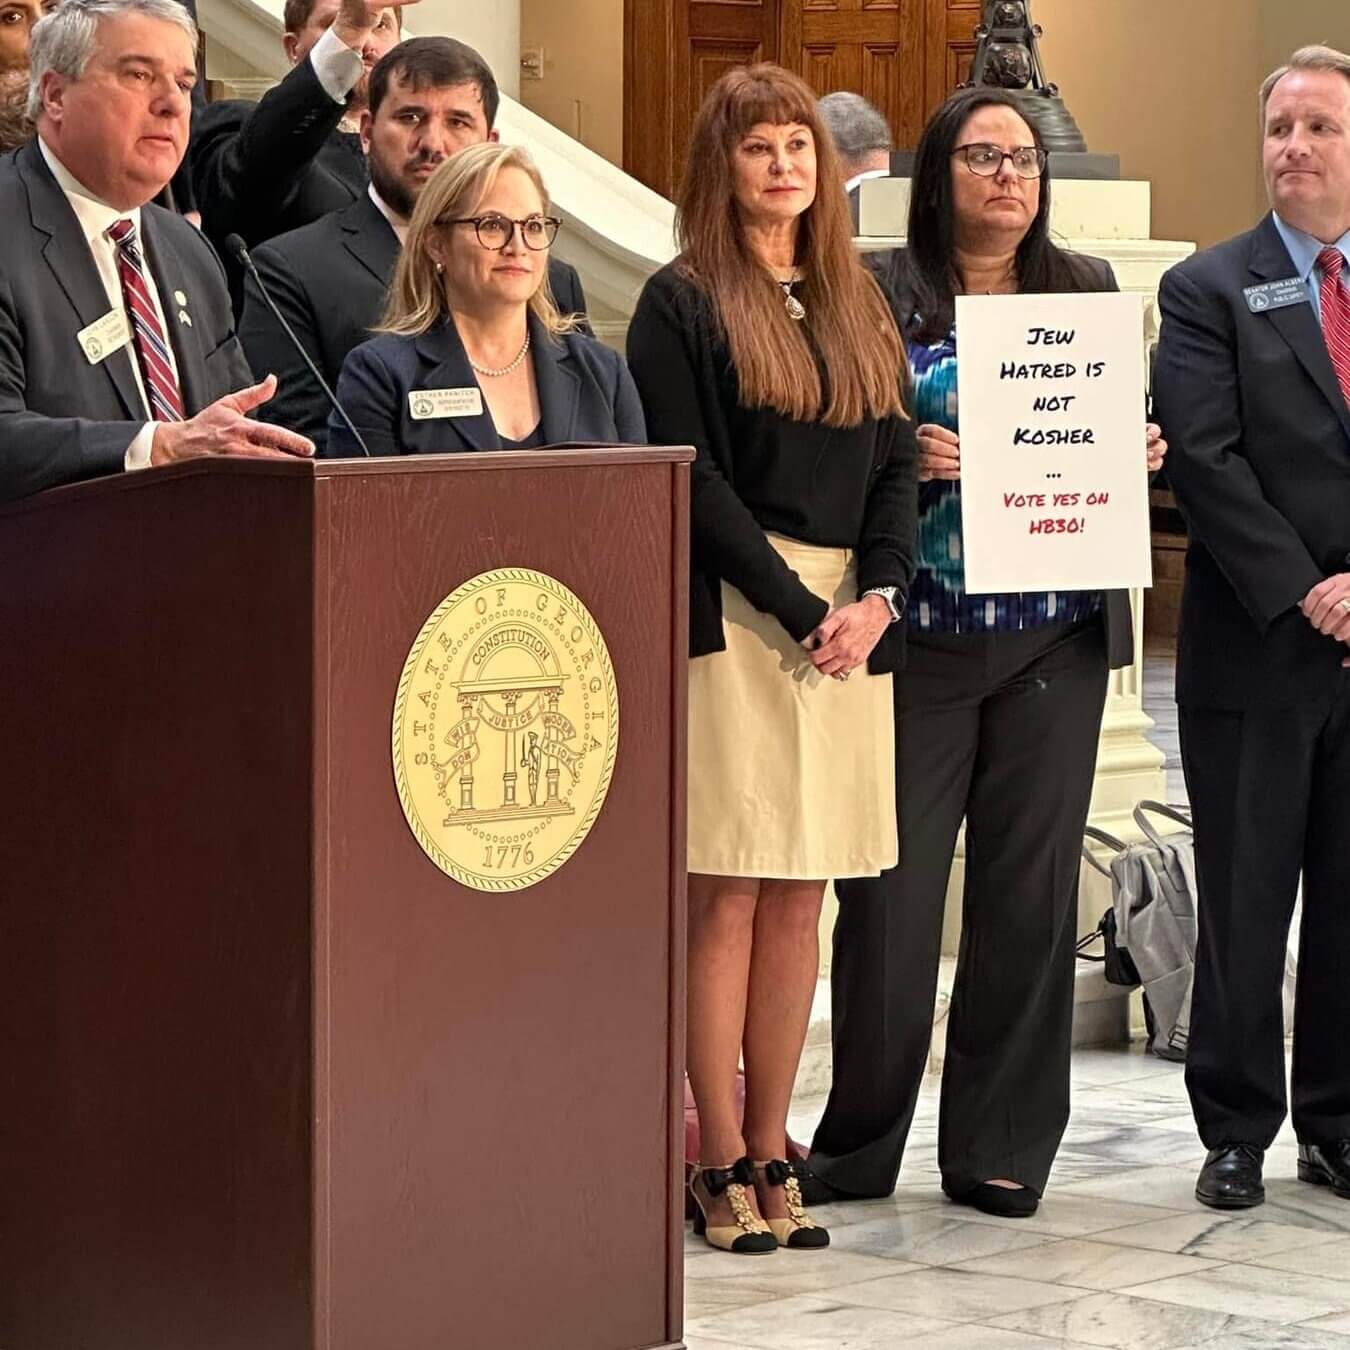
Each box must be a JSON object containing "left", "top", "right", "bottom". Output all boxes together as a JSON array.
[{"left": 327, "top": 142, "right": 645, "bottom": 456}]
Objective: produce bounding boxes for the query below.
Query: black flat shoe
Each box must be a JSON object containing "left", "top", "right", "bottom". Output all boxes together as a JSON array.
[
  {"left": 943, "top": 1179, "right": 1040, "bottom": 1218},
  {"left": 1196, "top": 1144, "right": 1265, "bottom": 1209},
  {"left": 1298, "top": 1141, "right": 1350, "bottom": 1199},
  {"left": 791, "top": 1158, "right": 867, "bottom": 1208}
]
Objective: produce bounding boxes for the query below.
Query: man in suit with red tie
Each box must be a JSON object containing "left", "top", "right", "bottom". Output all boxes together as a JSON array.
[
  {"left": 1154, "top": 45, "right": 1350, "bottom": 1211},
  {"left": 0, "top": 0, "right": 313, "bottom": 505}
]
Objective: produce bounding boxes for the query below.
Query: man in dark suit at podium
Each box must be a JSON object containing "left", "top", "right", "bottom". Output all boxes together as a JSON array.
[
  {"left": 0, "top": 0, "right": 314, "bottom": 505},
  {"left": 238, "top": 37, "right": 588, "bottom": 452},
  {"left": 191, "top": 0, "right": 403, "bottom": 312},
  {"left": 1153, "top": 44, "right": 1350, "bottom": 1211}
]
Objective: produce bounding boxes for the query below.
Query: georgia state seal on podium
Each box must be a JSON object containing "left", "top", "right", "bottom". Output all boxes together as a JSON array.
[{"left": 392, "top": 568, "right": 620, "bottom": 892}]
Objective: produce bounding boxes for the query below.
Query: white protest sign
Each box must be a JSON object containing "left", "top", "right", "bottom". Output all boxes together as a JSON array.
[{"left": 954, "top": 291, "right": 1153, "bottom": 594}]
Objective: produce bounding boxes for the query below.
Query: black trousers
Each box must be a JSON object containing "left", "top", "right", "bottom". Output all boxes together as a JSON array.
[
  {"left": 808, "top": 619, "right": 1110, "bottom": 1197},
  {"left": 1180, "top": 676, "right": 1350, "bottom": 1151}
]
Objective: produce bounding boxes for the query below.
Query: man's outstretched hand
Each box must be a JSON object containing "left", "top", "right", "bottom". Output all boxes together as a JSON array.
[{"left": 150, "top": 375, "right": 316, "bottom": 465}]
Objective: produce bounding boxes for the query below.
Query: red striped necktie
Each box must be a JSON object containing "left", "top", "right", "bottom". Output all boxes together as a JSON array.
[
  {"left": 106, "top": 218, "right": 185, "bottom": 423},
  {"left": 1316, "top": 246, "right": 1350, "bottom": 408}
]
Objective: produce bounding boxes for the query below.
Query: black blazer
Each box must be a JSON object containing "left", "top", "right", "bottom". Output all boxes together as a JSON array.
[
  {"left": 877, "top": 248, "right": 1137, "bottom": 671},
  {"left": 626, "top": 262, "right": 918, "bottom": 674},
  {"left": 239, "top": 194, "right": 589, "bottom": 453},
  {"left": 192, "top": 57, "right": 367, "bottom": 313},
  {"left": 0, "top": 141, "right": 252, "bottom": 505},
  {"left": 1154, "top": 214, "right": 1350, "bottom": 708},
  {"left": 326, "top": 310, "right": 645, "bottom": 457}
]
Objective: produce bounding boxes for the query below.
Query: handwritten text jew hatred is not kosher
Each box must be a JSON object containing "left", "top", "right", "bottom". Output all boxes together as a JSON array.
[{"left": 954, "top": 292, "right": 1153, "bottom": 593}]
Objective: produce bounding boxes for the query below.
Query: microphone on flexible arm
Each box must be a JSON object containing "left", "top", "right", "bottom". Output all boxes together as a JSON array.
[{"left": 225, "top": 233, "right": 372, "bottom": 458}]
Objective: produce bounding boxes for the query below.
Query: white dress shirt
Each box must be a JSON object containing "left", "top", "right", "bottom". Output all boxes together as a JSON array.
[
  {"left": 309, "top": 24, "right": 366, "bottom": 105},
  {"left": 368, "top": 183, "right": 408, "bottom": 245},
  {"left": 38, "top": 137, "right": 181, "bottom": 470},
  {"left": 844, "top": 166, "right": 890, "bottom": 197}
]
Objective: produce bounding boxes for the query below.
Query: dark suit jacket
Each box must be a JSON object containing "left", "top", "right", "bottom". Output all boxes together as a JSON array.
[
  {"left": 1153, "top": 214, "right": 1350, "bottom": 707},
  {"left": 239, "top": 193, "right": 589, "bottom": 452},
  {"left": 192, "top": 56, "right": 367, "bottom": 313},
  {"left": 877, "top": 247, "right": 1137, "bottom": 671},
  {"left": 326, "top": 310, "right": 645, "bottom": 457},
  {"left": 0, "top": 141, "right": 252, "bottom": 505}
]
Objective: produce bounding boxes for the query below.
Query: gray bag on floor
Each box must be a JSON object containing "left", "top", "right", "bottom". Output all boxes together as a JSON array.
[{"left": 1082, "top": 802, "right": 1198, "bottom": 1062}]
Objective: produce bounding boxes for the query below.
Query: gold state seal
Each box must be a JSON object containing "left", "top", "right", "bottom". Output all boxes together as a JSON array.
[{"left": 393, "top": 568, "right": 619, "bottom": 891}]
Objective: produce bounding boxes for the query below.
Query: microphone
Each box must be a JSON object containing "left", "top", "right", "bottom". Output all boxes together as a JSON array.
[{"left": 225, "top": 233, "right": 372, "bottom": 458}]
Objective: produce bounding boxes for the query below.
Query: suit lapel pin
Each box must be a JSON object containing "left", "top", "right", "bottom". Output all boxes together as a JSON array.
[
  {"left": 178, "top": 309, "right": 193, "bottom": 327},
  {"left": 173, "top": 290, "right": 188, "bottom": 307}
]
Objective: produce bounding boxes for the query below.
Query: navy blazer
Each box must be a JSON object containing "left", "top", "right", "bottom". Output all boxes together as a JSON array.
[
  {"left": 0, "top": 140, "right": 252, "bottom": 504},
  {"left": 239, "top": 193, "right": 589, "bottom": 454},
  {"left": 1154, "top": 214, "right": 1350, "bottom": 707},
  {"left": 326, "top": 311, "right": 646, "bottom": 457}
]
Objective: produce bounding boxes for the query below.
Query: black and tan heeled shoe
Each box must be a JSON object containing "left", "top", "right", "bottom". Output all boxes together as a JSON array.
[
  {"left": 689, "top": 1157, "right": 777, "bottom": 1254},
  {"left": 753, "top": 1159, "right": 830, "bottom": 1249}
]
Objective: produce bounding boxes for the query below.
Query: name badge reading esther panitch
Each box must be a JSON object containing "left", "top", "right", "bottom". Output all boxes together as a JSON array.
[
  {"left": 392, "top": 568, "right": 620, "bottom": 893},
  {"left": 1243, "top": 278, "right": 1309, "bottom": 314},
  {"left": 408, "top": 387, "right": 484, "bottom": 420},
  {"left": 77, "top": 309, "right": 132, "bottom": 365}
]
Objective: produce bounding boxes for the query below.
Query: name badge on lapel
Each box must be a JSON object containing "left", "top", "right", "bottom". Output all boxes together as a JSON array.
[
  {"left": 77, "top": 309, "right": 132, "bottom": 365},
  {"left": 409, "top": 387, "right": 484, "bottom": 420},
  {"left": 1243, "top": 278, "right": 1309, "bottom": 314}
]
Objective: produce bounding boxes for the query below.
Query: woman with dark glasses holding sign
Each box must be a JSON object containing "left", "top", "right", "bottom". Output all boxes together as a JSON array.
[
  {"left": 802, "top": 87, "right": 1165, "bottom": 1220},
  {"left": 328, "top": 142, "right": 645, "bottom": 456}
]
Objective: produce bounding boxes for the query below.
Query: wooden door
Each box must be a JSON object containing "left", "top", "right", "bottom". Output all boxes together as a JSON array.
[
  {"left": 678, "top": 1, "right": 782, "bottom": 187},
  {"left": 781, "top": 1, "right": 925, "bottom": 159},
  {"left": 624, "top": 0, "right": 979, "bottom": 199},
  {"left": 925, "top": 0, "right": 982, "bottom": 110}
]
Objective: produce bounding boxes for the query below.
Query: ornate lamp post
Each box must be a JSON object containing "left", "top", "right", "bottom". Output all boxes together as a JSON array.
[{"left": 964, "top": 0, "right": 1088, "bottom": 155}]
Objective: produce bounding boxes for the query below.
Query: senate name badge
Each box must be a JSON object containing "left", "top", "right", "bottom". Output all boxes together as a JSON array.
[
  {"left": 1243, "top": 278, "right": 1309, "bottom": 314},
  {"left": 77, "top": 309, "right": 132, "bottom": 365},
  {"left": 392, "top": 568, "right": 620, "bottom": 892}
]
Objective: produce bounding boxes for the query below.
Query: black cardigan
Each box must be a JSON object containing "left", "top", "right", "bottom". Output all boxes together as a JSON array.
[{"left": 627, "top": 262, "right": 919, "bottom": 673}]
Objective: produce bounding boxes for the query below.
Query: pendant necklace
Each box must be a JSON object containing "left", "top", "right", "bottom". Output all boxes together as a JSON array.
[
  {"left": 778, "top": 271, "right": 807, "bottom": 321},
  {"left": 469, "top": 331, "right": 531, "bottom": 378}
]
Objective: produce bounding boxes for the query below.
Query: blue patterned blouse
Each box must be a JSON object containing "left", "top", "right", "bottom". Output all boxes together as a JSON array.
[{"left": 906, "top": 330, "right": 1101, "bottom": 635}]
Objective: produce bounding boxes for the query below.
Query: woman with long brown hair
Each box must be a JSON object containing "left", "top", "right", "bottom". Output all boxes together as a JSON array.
[{"left": 627, "top": 64, "right": 918, "bottom": 1255}]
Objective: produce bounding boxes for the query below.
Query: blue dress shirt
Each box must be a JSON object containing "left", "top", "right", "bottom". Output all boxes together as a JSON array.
[{"left": 1272, "top": 214, "right": 1350, "bottom": 320}]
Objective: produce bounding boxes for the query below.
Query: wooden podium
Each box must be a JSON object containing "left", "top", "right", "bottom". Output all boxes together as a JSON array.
[{"left": 0, "top": 449, "right": 691, "bottom": 1350}]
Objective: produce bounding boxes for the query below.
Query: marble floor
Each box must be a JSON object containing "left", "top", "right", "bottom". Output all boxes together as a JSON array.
[{"left": 683, "top": 1046, "right": 1350, "bottom": 1349}]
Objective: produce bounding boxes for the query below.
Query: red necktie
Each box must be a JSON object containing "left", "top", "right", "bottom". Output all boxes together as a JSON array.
[
  {"left": 1316, "top": 246, "right": 1350, "bottom": 408},
  {"left": 106, "top": 218, "right": 185, "bottom": 423}
]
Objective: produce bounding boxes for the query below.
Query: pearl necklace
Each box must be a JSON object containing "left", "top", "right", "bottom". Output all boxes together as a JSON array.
[{"left": 469, "top": 331, "right": 531, "bottom": 378}]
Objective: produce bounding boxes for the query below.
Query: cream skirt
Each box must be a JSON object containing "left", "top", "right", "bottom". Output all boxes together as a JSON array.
[{"left": 687, "top": 534, "right": 898, "bottom": 880}]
